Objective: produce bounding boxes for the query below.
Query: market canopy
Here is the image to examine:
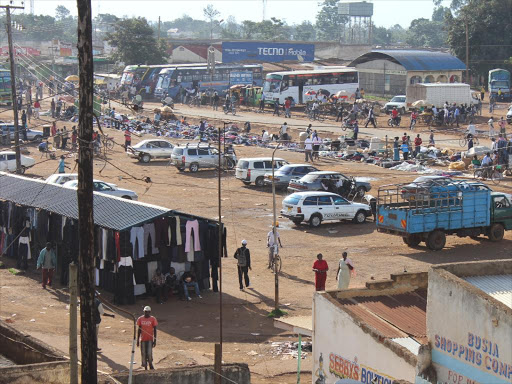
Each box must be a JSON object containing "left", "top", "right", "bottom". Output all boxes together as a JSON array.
[{"left": 0, "top": 172, "right": 171, "bottom": 231}]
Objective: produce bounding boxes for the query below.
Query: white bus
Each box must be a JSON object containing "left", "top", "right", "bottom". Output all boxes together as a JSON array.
[{"left": 262, "top": 68, "right": 359, "bottom": 104}]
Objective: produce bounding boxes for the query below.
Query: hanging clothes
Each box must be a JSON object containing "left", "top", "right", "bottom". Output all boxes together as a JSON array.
[
  {"left": 185, "top": 220, "right": 201, "bottom": 252},
  {"left": 143, "top": 223, "right": 159, "bottom": 255},
  {"left": 130, "top": 227, "right": 144, "bottom": 259},
  {"left": 154, "top": 217, "right": 169, "bottom": 247}
]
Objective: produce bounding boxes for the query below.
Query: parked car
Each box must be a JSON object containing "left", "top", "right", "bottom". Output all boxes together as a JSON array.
[
  {"left": 63, "top": 179, "right": 138, "bottom": 200},
  {"left": 0, "top": 123, "right": 44, "bottom": 142},
  {"left": 127, "top": 139, "right": 174, "bottom": 163},
  {"left": 287, "top": 171, "right": 371, "bottom": 197},
  {"left": 235, "top": 157, "right": 288, "bottom": 187},
  {"left": 45, "top": 173, "right": 78, "bottom": 185},
  {"left": 170, "top": 143, "right": 232, "bottom": 172},
  {"left": 0, "top": 151, "right": 35, "bottom": 173},
  {"left": 264, "top": 164, "right": 318, "bottom": 189},
  {"left": 384, "top": 95, "right": 407, "bottom": 114},
  {"left": 281, "top": 191, "right": 372, "bottom": 227},
  {"left": 506, "top": 105, "right": 512, "bottom": 124},
  {"left": 401, "top": 176, "right": 454, "bottom": 201}
]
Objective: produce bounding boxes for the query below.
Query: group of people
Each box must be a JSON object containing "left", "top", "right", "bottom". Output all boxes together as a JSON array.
[
  {"left": 312, "top": 252, "right": 356, "bottom": 291},
  {"left": 392, "top": 131, "right": 432, "bottom": 161}
]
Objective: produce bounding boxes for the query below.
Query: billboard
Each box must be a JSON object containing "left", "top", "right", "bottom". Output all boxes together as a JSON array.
[
  {"left": 222, "top": 42, "right": 315, "bottom": 63},
  {"left": 338, "top": 2, "right": 374, "bottom": 16}
]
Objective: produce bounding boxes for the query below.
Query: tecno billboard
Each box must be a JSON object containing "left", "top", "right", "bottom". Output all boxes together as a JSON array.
[{"left": 222, "top": 42, "right": 315, "bottom": 63}]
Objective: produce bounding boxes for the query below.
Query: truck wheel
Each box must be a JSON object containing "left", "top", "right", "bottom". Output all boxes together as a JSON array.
[
  {"left": 488, "top": 224, "right": 504, "bottom": 242},
  {"left": 309, "top": 214, "right": 322, "bottom": 228},
  {"left": 404, "top": 234, "right": 421, "bottom": 247},
  {"left": 427, "top": 230, "right": 446, "bottom": 251}
]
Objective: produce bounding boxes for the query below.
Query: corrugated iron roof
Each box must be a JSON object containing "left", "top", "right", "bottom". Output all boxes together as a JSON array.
[
  {"left": 350, "top": 50, "right": 466, "bottom": 71},
  {"left": 463, "top": 275, "right": 512, "bottom": 309},
  {"left": 392, "top": 337, "right": 422, "bottom": 356},
  {"left": 336, "top": 289, "right": 427, "bottom": 344},
  {"left": 0, "top": 172, "right": 171, "bottom": 231}
]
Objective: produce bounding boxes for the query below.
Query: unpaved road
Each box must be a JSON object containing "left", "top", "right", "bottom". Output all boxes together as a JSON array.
[{"left": 1, "top": 95, "right": 511, "bottom": 383}]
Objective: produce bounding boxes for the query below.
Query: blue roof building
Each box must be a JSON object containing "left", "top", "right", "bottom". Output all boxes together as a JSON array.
[{"left": 349, "top": 50, "right": 466, "bottom": 96}]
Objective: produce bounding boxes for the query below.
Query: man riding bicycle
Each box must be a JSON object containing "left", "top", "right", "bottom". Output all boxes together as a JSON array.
[
  {"left": 481, "top": 152, "right": 493, "bottom": 178},
  {"left": 391, "top": 107, "right": 399, "bottom": 126},
  {"left": 267, "top": 223, "right": 283, "bottom": 269}
]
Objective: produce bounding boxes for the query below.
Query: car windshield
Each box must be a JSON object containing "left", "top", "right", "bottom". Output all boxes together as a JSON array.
[
  {"left": 391, "top": 96, "right": 405, "bottom": 102},
  {"left": 172, "top": 147, "right": 183, "bottom": 155},
  {"left": 277, "top": 165, "right": 294, "bottom": 175},
  {"left": 283, "top": 194, "right": 301, "bottom": 205},
  {"left": 300, "top": 174, "right": 320, "bottom": 183}
]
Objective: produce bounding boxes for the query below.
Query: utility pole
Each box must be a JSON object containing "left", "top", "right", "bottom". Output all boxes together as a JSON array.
[
  {"left": 158, "top": 16, "right": 161, "bottom": 40},
  {"left": 69, "top": 263, "right": 78, "bottom": 384},
  {"left": 76, "top": 0, "right": 97, "bottom": 382},
  {"left": 271, "top": 145, "right": 281, "bottom": 315},
  {"left": 465, "top": 19, "right": 469, "bottom": 85},
  {"left": 2, "top": 3, "right": 24, "bottom": 174}
]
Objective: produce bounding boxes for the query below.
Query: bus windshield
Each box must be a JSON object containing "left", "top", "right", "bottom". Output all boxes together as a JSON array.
[
  {"left": 491, "top": 80, "right": 509, "bottom": 88},
  {"left": 263, "top": 74, "right": 282, "bottom": 93}
]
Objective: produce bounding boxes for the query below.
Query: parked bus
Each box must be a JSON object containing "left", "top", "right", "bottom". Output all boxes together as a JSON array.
[
  {"left": 153, "top": 64, "right": 263, "bottom": 99},
  {"left": 0, "top": 68, "right": 12, "bottom": 105},
  {"left": 488, "top": 68, "right": 511, "bottom": 101},
  {"left": 262, "top": 68, "right": 359, "bottom": 104}
]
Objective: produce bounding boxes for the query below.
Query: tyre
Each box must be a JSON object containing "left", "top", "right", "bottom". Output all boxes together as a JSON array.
[
  {"left": 255, "top": 177, "right": 265, "bottom": 187},
  {"left": 121, "top": 195, "right": 132, "bottom": 200},
  {"left": 33, "top": 135, "right": 43, "bottom": 143},
  {"left": 488, "top": 223, "right": 504, "bottom": 242},
  {"left": 292, "top": 219, "right": 302, "bottom": 226},
  {"left": 177, "top": 167, "right": 185, "bottom": 172},
  {"left": 387, "top": 118, "right": 393, "bottom": 127},
  {"left": 490, "top": 170, "right": 502, "bottom": 185},
  {"left": 106, "top": 139, "right": 114, "bottom": 150},
  {"left": 356, "top": 186, "right": 366, "bottom": 198},
  {"left": 474, "top": 169, "right": 483, "bottom": 179},
  {"left": 353, "top": 210, "right": 366, "bottom": 224},
  {"left": 242, "top": 181, "right": 251, "bottom": 186},
  {"left": 19, "top": 166, "right": 26, "bottom": 174},
  {"left": 458, "top": 137, "right": 467, "bottom": 147},
  {"left": 141, "top": 153, "right": 151, "bottom": 163},
  {"left": 226, "top": 158, "right": 235, "bottom": 170},
  {"left": 405, "top": 234, "right": 421, "bottom": 247},
  {"left": 309, "top": 214, "right": 322, "bottom": 227},
  {"left": 427, "top": 230, "right": 446, "bottom": 251},
  {"left": 400, "top": 107, "right": 406, "bottom": 115},
  {"left": 189, "top": 163, "right": 199, "bottom": 173}
]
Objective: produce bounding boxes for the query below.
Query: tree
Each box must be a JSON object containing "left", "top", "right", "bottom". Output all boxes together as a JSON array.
[
  {"left": 445, "top": 0, "right": 512, "bottom": 80},
  {"left": 315, "top": 0, "right": 348, "bottom": 42},
  {"left": 106, "top": 17, "right": 168, "bottom": 65},
  {"left": 240, "top": 20, "right": 258, "bottom": 39},
  {"left": 294, "top": 21, "right": 316, "bottom": 41},
  {"left": 221, "top": 16, "right": 242, "bottom": 39},
  {"left": 406, "top": 18, "right": 446, "bottom": 47},
  {"left": 55, "top": 5, "right": 71, "bottom": 20},
  {"left": 203, "top": 4, "right": 220, "bottom": 40}
]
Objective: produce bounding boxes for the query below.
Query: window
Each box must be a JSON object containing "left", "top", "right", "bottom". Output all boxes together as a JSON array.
[
  {"left": 6, "top": 154, "right": 15, "bottom": 160},
  {"left": 159, "top": 141, "right": 171, "bottom": 148},
  {"left": 173, "top": 147, "right": 183, "bottom": 155},
  {"left": 94, "top": 182, "right": 112, "bottom": 191},
  {"left": 147, "top": 142, "right": 160, "bottom": 148},
  {"left": 283, "top": 195, "right": 300, "bottom": 205},
  {"left": 333, "top": 196, "right": 349, "bottom": 205},
  {"left": 0, "top": 155, "right": 5, "bottom": 161},
  {"left": 237, "top": 160, "right": 249, "bottom": 169},
  {"left": 303, "top": 197, "right": 318, "bottom": 206},
  {"left": 385, "top": 74, "right": 391, "bottom": 92},
  {"left": 253, "top": 162, "right": 264, "bottom": 169},
  {"left": 264, "top": 161, "right": 274, "bottom": 169},
  {"left": 292, "top": 167, "right": 306, "bottom": 175},
  {"left": 494, "top": 196, "right": 511, "bottom": 209},
  {"left": 318, "top": 196, "right": 332, "bottom": 206},
  {"left": 197, "top": 148, "right": 210, "bottom": 156},
  {"left": 187, "top": 149, "right": 197, "bottom": 156}
]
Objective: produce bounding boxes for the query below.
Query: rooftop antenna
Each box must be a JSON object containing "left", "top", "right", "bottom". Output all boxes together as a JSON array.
[
  {"left": 29, "top": 0, "right": 33, "bottom": 14},
  {"left": 262, "top": 0, "right": 267, "bottom": 21}
]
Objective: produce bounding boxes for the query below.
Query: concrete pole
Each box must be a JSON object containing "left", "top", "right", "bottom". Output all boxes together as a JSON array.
[
  {"left": 69, "top": 263, "right": 78, "bottom": 384},
  {"left": 271, "top": 144, "right": 281, "bottom": 313}
]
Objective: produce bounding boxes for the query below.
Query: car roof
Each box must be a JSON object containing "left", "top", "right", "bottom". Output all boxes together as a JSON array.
[
  {"left": 281, "top": 163, "right": 313, "bottom": 167},
  {"left": 239, "top": 157, "right": 286, "bottom": 161},
  {"left": 308, "top": 171, "right": 340, "bottom": 175},
  {"left": 289, "top": 191, "right": 341, "bottom": 197},
  {"left": 0, "top": 151, "right": 15, "bottom": 155},
  {"left": 48, "top": 173, "right": 78, "bottom": 178},
  {"left": 137, "top": 139, "right": 172, "bottom": 144},
  {"left": 413, "top": 175, "right": 451, "bottom": 181}
]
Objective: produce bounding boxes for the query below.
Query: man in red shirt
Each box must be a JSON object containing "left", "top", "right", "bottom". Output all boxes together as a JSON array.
[
  {"left": 284, "top": 98, "right": 292, "bottom": 118},
  {"left": 312, "top": 253, "right": 329, "bottom": 291},
  {"left": 391, "top": 107, "right": 399, "bottom": 126},
  {"left": 414, "top": 134, "right": 422, "bottom": 158},
  {"left": 137, "top": 306, "right": 158, "bottom": 370},
  {"left": 124, "top": 130, "right": 132, "bottom": 152}
]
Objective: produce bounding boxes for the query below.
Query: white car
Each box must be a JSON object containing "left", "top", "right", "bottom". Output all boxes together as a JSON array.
[
  {"left": 281, "top": 191, "right": 372, "bottom": 227},
  {"left": 63, "top": 179, "right": 138, "bottom": 200},
  {"left": 506, "top": 105, "right": 512, "bottom": 124},
  {"left": 235, "top": 157, "right": 288, "bottom": 187},
  {"left": 45, "top": 173, "right": 78, "bottom": 185},
  {"left": 384, "top": 95, "right": 407, "bottom": 114},
  {"left": 0, "top": 151, "right": 35, "bottom": 173},
  {"left": 127, "top": 139, "right": 174, "bottom": 163}
]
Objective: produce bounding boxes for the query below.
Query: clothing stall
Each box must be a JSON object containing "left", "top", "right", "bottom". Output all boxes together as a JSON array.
[{"left": 0, "top": 172, "right": 227, "bottom": 305}]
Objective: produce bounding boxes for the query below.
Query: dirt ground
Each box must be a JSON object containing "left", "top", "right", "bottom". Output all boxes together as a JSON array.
[{"left": 0, "top": 93, "right": 511, "bottom": 383}]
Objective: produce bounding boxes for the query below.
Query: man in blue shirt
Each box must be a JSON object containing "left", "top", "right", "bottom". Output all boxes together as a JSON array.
[
  {"left": 37, "top": 242, "right": 57, "bottom": 289},
  {"left": 401, "top": 141, "right": 410, "bottom": 160}
]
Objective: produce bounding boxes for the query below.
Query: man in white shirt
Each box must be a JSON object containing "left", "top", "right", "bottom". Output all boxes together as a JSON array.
[
  {"left": 280, "top": 122, "right": 288, "bottom": 136},
  {"left": 262, "top": 130, "right": 269, "bottom": 145},
  {"left": 267, "top": 224, "right": 283, "bottom": 269},
  {"left": 304, "top": 135, "right": 314, "bottom": 162}
]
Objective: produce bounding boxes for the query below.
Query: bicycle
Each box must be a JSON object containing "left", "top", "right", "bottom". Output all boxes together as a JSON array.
[
  {"left": 270, "top": 252, "right": 282, "bottom": 274},
  {"left": 473, "top": 166, "right": 502, "bottom": 185},
  {"left": 459, "top": 134, "right": 480, "bottom": 148},
  {"left": 101, "top": 135, "right": 115, "bottom": 151},
  {"left": 307, "top": 110, "right": 325, "bottom": 122}
]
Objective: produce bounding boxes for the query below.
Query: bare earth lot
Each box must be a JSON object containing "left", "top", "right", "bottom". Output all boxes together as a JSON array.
[{"left": 1, "top": 96, "right": 511, "bottom": 383}]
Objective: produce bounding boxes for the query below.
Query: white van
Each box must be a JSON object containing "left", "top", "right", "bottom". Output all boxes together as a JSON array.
[{"left": 235, "top": 157, "right": 288, "bottom": 187}]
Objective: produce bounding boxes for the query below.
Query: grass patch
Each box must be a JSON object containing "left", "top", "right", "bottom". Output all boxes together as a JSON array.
[
  {"left": 267, "top": 308, "right": 288, "bottom": 318},
  {"left": 0, "top": 261, "right": 4, "bottom": 269},
  {"left": 8, "top": 268, "right": 20, "bottom": 275}
]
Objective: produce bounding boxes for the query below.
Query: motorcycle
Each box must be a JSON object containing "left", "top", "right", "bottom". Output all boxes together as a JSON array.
[
  {"left": 161, "top": 95, "right": 174, "bottom": 109},
  {"left": 224, "top": 104, "right": 236, "bottom": 115},
  {"left": 342, "top": 118, "right": 358, "bottom": 131},
  {"left": 387, "top": 114, "right": 401, "bottom": 127}
]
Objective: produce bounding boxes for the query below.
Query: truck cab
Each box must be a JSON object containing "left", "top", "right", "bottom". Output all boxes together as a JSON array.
[{"left": 490, "top": 193, "right": 512, "bottom": 239}]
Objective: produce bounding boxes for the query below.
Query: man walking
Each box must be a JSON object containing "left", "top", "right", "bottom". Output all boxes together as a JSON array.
[
  {"left": 259, "top": 92, "right": 265, "bottom": 111},
  {"left": 284, "top": 97, "right": 292, "bottom": 118},
  {"left": 365, "top": 106, "right": 377, "bottom": 128},
  {"left": 137, "top": 306, "right": 158, "bottom": 370},
  {"left": 36, "top": 242, "right": 56, "bottom": 289},
  {"left": 414, "top": 134, "right": 422, "bottom": 158},
  {"left": 312, "top": 253, "right": 329, "bottom": 291},
  {"left": 234, "top": 240, "right": 251, "bottom": 290},
  {"left": 304, "top": 135, "right": 314, "bottom": 163},
  {"left": 124, "top": 129, "right": 132, "bottom": 152},
  {"left": 95, "top": 293, "right": 115, "bottom": 352},
  {"left": 267, "top": 223, "right": 283, "bottom": 269}
]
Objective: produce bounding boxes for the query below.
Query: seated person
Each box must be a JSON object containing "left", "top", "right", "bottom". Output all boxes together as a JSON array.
[
  {"left": 151, "top": 268, "right": 167, "bottom": 304},
  {"left": 471, "top": 155, "right": 481, "bottom": 167},
  {"left": 181, "top": 270, "right": 202, "bottom": 301}
]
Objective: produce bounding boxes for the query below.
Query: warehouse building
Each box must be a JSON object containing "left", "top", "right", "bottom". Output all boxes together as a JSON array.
[{"left": 349, "top": 50, "right": 466, "bottom": 96}]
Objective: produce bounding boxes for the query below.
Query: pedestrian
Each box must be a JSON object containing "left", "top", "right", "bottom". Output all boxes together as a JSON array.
[
  {"left": 312, "top": 253, "right": 329, "bottom": 291},
  {"left": 27, "top": 104, "right": 32, "bottom": 123},
  {"left": 312, "top": 132, "right": 322, "bottom": 160},
  {"left": 284, "top": 97, "right": 291, "bottom": 118},
  {"left": 267, "top": 224, "right": 283, "bottom": 269},
  {"left": 352, "top": 121, "right": 359, "bottom": 140},
  {"left": 414, "top": 134, "right": 422, "bottom": 158},
  {"left": 151, "top": 268, "right": 167, "bottom": 304},
  {"left": 51, "top": 98, "right": 56, "bottom": 118},
  {"left": 21, "top": 110, "right": 27, "bottom": 141},
  {"left": 401, "top": 140, "right": 409, "bottom": 160},
  {"left": 58, "top": 155, "right": 69, "bottom": 173},
  {"left": 180, "top": 269, "right": 202, "bottom": 301},
  {"left": 365, "top": 106, "right": 377, "bottom": 128},
  {"left": 488, "top": 117, "right": 495, "bottom": 138},
  {"left": 393, "top": 137, "right": 400, "bottom": 161},
  {"left": 304, "top": 135, "right": 314, "bottom": 163},
  {"left": 429, "top": 130, "right": 435, "bottom": 146},
  {"left": 33, "top": 100, "right": 40, "bottom": 119},
  {"left": 273, "top": 100, "right": 280, "bottom": 116},
  {"left": 36, "top": 242, "right": 56, "bottom": 289},
  {"left": 454, "top": 106, "right": 460, "bottom": 128},
  {"left": 336, "top": 252, "right": 355, "bottom": 290},
  {"left": 54, "top": 129, "right": 61, "bottom": 149},
  {"left": 213, "top": 91, "right": 219, "bottom": 111},
  {"left": 136, "top": 306, "right": 157, "bottom": 370},
  {"left": 336, "top": 104, "right": 344, "bottom": 122},
  {"left": 61, "top": 126, "right": 69, "bottom": 149},
  {"left": 234, "top": 239, "right": 251, "bottom": 290},
  {"left": 480, "top": 86, "right": 485, "bottom": 101},
  {"left": 124, "top": 129, "right": 132, "bottom": 151},
  {"left": 51, "top": 121, "right": 57, "bottom": 137},
  {"left": 280, "top": 122, "right": 288, "bottom": 141},
  {"left": 95, "top": 293, "right": 115, "bottom": 352},
  {"left": 259, "top": 92, "right": 265, "bottom": 111},
  {"left": 498, "top": 117, "right": 506, "bottom": 138}
]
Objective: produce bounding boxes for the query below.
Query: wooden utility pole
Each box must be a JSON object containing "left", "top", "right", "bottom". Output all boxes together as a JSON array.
[
  {"left": 2, "top": 4, "right": 24, "bottom": 173},
  {"left": 69, "top": 263, "right": 78, "bottom": 384},
  {"left": 158, "top": 16, "right": 161, "bottom": 40},
  {"left": 465, "top": 19, "right": 469, "bottom": 84},
  {"left": 76, "top": 0, "right": 97, "bottom": 382}
]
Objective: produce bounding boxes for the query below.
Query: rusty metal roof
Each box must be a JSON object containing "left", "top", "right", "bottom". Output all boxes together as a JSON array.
[{"left": 336, "top": 289, "right": 427, "bottom": 344}]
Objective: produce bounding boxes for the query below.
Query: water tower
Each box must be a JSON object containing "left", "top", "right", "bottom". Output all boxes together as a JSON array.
[{"left": 338, "top": 1, "right": 374, "bottom": 44}]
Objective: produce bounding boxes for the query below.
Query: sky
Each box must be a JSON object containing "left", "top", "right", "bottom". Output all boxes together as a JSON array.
[{"left": 26, "top": 0, "right": 448, "bottom": 29}]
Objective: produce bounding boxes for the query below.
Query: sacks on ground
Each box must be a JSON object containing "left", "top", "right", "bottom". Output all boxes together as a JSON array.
[{"left": 448, "top": 161, "right": 466, "bottom": 170}]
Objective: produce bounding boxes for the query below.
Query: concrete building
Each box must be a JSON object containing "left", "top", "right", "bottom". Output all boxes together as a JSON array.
[
  {"left": 349, "top": 50, "right": 466, "bottom": 96},
  {"left": 312, "top": 259, "right": 512, "bottom": 384}
]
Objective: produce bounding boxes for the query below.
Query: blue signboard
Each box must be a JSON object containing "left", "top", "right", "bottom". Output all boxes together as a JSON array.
[
  {"left": 229, "top": 71, "right": 253, "bottom": 85},
  {"left": 222, "top": 42, "right": 315, "bottom": 63}
]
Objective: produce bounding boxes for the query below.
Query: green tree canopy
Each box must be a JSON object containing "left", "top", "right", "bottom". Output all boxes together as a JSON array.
[
  {"left": 294, "top": 21, "right": 317, "bottom": 41},
  {"left": 106, "top": 17, "right": 168, "bottom": 65},
  {"left": 406, "top": 18, "right": 446, "bottom": 47},
  {"left": 315, "top": 0, "right": 347, "bottom": 41},
  {"left": 55, "top": 5, "right": 71, "bottom": 20}
]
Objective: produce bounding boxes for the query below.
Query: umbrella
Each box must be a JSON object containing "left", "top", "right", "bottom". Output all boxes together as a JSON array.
[
  {"left": 65, "top": 75, "right": 79, "bottom": 82},
  {"left": 304, "top": 90, "right": 316, "bottom": 96},
  {"left": 412, "top": 99, "right": 427, "bottom": 107},
  {"left": 318, "top": 89, "right": 330, "bottom": 96},
  {"left": 335, "top": 90, "right": 349, "bottom": 97},
  {"left": 230, "top": 84, "right": 245, "bottom": 90}
]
